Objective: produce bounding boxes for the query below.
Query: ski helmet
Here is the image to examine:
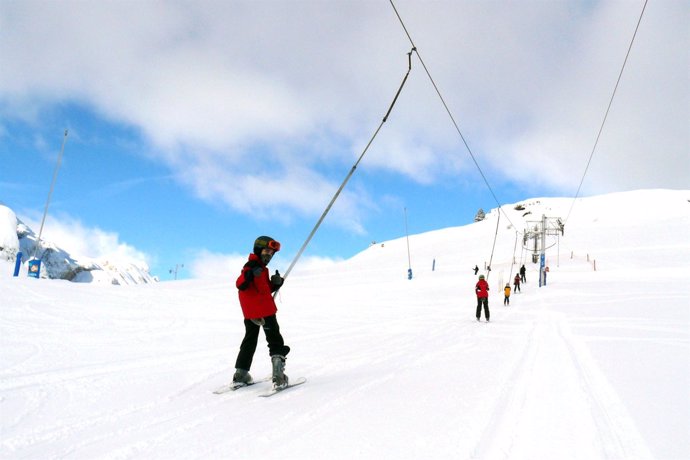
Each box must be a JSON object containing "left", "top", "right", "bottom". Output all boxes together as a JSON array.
[
  {"left": 253, "top": 236, "right": 281, "bottom": 256},
  {"left": 479, "top": 274, "right": 485, "bottom": 280}
]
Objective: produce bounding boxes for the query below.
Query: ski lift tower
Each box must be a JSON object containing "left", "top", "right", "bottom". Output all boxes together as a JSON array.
[{"left": 523, "top": 214, "right": 565, "bottom": 287}]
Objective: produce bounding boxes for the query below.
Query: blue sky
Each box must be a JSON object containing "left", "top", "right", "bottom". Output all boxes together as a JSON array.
[{"left": 1, "top": 0, "right": 688, "bottom": 280}]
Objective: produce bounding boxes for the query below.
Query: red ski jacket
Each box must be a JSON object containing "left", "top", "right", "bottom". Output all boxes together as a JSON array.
[
  {"left": 475, "top": 279, "right": 490, "bottom": 298},
  {"left": 235, "top": 253, "right": 279, "bottom": 319}
]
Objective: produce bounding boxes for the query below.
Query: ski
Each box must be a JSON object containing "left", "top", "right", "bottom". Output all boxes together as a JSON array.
[
  {"left": 213, "top": 376, "right": 271, "bottom": 394},
  {"left": 258, "top": 377, "right": 307, "bottom": 398}
]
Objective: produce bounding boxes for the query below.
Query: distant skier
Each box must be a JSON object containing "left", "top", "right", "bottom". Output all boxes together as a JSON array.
[
  {"left": 520, "top": 264, "right": 526, "bottom": 283},
  {"left": 233, "top": 236, "right": 291, "bottom": 390},
  {"left": 473, "top": 265, "right": 479, "bottom": 275},
  {"left": 475, "top": 274, "right": 490, "bottom": 322},
  {"left": 504, "top": 283, "right": 511, "bottom": 306},
  {"left": 513, "top": 274, "right": 521, "bottom": 293}
]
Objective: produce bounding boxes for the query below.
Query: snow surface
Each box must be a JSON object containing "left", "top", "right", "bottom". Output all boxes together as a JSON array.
[{"left": 1, "top": 189, "right": 689, "bottom": 459}]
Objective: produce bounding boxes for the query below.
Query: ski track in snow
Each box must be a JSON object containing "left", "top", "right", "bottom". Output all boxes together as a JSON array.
[
  {"left": 1, "top": 276, "right": 683, "bottom": 459},
  {"left": 1, "top": 190, "right": 689, "bottom": 459},
  {"left": 471, "top": 303, "right": 653, "bottom": 460}
]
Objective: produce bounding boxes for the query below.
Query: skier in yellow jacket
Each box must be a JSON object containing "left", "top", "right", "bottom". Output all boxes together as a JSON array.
[{"left": 504, "top": 283, "right": 511, "bottom": 306}]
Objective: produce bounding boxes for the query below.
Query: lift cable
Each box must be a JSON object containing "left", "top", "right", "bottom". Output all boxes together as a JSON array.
[
  {"left": 565, "top": 0, "right": 649, "bottom": 224},
  {"left": 389, "top": 0, "right": 519, "bottom": 234},
  {"left": 277, "top": 48, "right": 416, "bottom": 293}
]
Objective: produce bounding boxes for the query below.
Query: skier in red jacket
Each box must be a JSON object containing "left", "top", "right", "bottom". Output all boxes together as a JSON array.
[
  {"left": 475, "top": 274, "right": 490, "bottom": 322},
  {"left": 233, "top": 236, "right": 290, "bottom": 389}
]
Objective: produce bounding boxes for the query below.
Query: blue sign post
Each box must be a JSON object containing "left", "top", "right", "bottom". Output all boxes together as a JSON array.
[
  {"left": 13, "top": 252, "right": 23, "bottom": 277},
  {"left": 539, "top": 253, "right": 546, "bottom": 287},
  {"left": 28, "top": 259, "right": 41, "bottom": 279}
]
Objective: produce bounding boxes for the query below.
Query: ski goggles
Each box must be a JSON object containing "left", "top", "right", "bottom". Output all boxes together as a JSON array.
[{"left": 264, "top": 240, "right": 281, "bottom": 252}]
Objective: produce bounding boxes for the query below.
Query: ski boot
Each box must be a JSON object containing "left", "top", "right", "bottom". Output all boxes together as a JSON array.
[
  {"left": 271, "top": 355, "right": 289, "bottom": 390},
  {"left": 233, "top": 368, "right": 253, "bottom": 385}
]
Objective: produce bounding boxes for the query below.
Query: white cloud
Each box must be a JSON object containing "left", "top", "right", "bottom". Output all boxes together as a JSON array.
[
  {"left": 21, "top": 212, "right": 150, "bottom": 266},
  {"left": 187, "top": 247, "right": 342, "bottom": 280},
  {"left": 487, "top": 0, "right": 690, "bottom": 194},
  {"left": 287, "top": 254, "right": 343, "bottom": 276},
  {"left": 2, "top": 0, "right": 687, "bottom": 227},
  {"left": 187, "top": 249, "right": 246, "bottom": 280}
]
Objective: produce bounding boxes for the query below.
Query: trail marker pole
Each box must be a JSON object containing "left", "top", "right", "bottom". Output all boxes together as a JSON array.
[{"left": 30, "top": 129, "right": 68, "bottom": 278}]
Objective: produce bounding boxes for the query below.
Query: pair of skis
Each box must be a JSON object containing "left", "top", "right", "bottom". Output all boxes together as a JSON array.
[{"left": 213, "top": 376, "right": 307, "bottom": 398}]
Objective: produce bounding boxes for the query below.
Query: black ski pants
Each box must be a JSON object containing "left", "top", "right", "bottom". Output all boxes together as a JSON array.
[
  {"left": 235, "top": 315, "right": 290, "bottom": 371},
  {"left": 476, "top": 297, "right": 490, "bottom": 320}
]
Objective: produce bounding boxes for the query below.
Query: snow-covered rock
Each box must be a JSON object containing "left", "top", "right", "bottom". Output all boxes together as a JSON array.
[
  {"left": 0, "top": 205, "right": 20, "bottom": 261},
  {"left": 0, "top": 204, "right": 156, "bottom": 284}
]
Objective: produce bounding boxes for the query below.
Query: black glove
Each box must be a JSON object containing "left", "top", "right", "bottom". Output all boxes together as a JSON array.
[
  {"left": 271, "top": 270, "right": 284, "bottom": 287},
  {"left": 239, "top": 262, "right": 263, "bottom": 291},
  {"left": 243, "top": 265, "right": 262, "bottom": 284}
]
